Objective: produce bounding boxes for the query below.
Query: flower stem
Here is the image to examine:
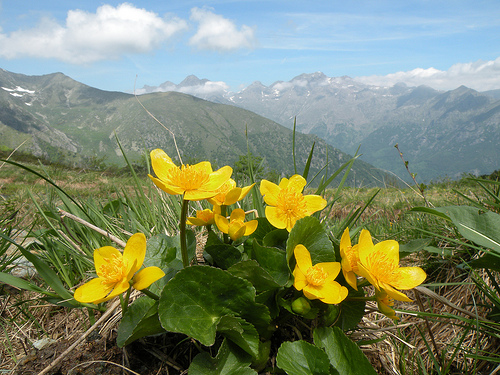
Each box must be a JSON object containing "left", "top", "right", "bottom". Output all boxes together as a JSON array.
[
  {"left": 180, "top": 198, "right": 190, "bottom": 268},
  {"left": 141, "top": 288, "right": 160, "bottom": 300}
]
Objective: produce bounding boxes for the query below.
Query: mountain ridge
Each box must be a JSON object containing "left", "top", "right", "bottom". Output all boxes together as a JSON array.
[
  {"left": 139, "top": 72, "right": 500, "bottom": 181},
  {"left": 0, "top": 68, "right": 390, "bottom": 187}
]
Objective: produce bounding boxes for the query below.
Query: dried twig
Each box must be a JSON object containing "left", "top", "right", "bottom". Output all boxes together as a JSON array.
[{"left": 57, "top": 208, "right": 128, "bottom": 248}]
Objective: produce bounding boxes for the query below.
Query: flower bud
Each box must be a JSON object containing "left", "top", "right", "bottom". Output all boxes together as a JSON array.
[{"left": 291, "top": 297, "right": 311, "bottom": 315}]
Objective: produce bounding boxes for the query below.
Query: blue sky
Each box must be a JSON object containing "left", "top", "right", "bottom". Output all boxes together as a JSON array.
[{"left": 0, "top": 1, "right": 499, "bottom": 93}]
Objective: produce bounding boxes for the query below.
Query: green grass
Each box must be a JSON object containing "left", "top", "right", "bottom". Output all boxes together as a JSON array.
[{"left": 1, "top": 152, "right": 500, "bottom": 374}]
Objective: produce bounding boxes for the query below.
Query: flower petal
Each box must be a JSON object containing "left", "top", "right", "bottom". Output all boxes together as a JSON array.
[
  {"left": 374, "top": 240, "right": 400, "bottom": 265},
  {"left": 214, "top": 214, "right": 229, "bottom": 234},
  {"left": 123, "top": 233, "right": 147, "bottom": 279},
  {"left": 202, "top": 165, "right": 233, "bottom": 191},
  {"left": 230, "top": 208, "right": 246, "bottom": 222},
  {"left": 150, "top": 149, "right": 177, "bottom": 182},
  {"left": 100, "top": 278, "right": 131, "bottom": 302},
  {"left": 148, "top": 175, "right": 185, "bottom": 195},
  {"left": 184, "top": 189, "right": 220, "bottom": 201},
  {"left": 265, "top": 206, "right": 286, "bottom": 229},
  {"left": 287, "top": 175, "right": 307, "bottom": 193},
  {"left": 74, "top": 277, "right": 113, "bottom": 303},
  {"left": 244, "top": 220, "right": 258, "bottom": 236},
  {"left": 318, "top": 282, "right": 348, "bottom": 304},
  {"left": 132, "top": 267, "right": 166, "bottom": 290},
  {"left": 390, "top": 267, "right": 427, "bottom": 290},
  {"left": 357, "top": 229, "right": 375, "bottom": 264},
  {"left": 303, "top": 194, "right": 327, "bottom": 215},
  {"left": 228, "top": 223, "right": 246, "bottom": 241},
  {"left": 316, "top": 262, "right": 341, "bottom": 282},
  {"left": 343, "top": 270, "right": 358, "bottom": 290},
  {"left": 294, "top": 244, "right": 313, "bottom": 275},
  {"left": 293, "top": 266, "right": 308, "bottom": 291},
  {"left": 380, "top": 282, "right": 413, "bottom": 302},
  {"left": 260, "top": 179, "right": 280, "bottom": 206}
]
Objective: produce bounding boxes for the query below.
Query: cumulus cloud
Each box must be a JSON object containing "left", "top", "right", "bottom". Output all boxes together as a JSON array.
[
  {"left": 189, "top": 7, "right": 256, "bottom": 51},
  {"left": 0, "top": 3, "right": 188, "bottom": 63},
  {"left": 356, "top": 57, "right": 500, "bottom": 91}
]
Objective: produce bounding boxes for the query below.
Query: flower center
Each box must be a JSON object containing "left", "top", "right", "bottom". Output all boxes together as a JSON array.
[
  {"left": 306, "top": 265, "right": 328, "bottom": 286},
  {"left": 366, "top": 252, "right": 397, "bottom": 282},
  {"left": 168, "top": 164, "right": 210, "bottom": 191},
  {"left": 276, "top": 188, "right": 307, "bottom": 222},
  {"left": 99, "top": 253, "right": 127, "bottom": 285}
]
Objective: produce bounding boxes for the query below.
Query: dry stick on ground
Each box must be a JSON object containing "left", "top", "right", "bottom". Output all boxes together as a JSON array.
[
  {"left": 57, "top": 208, "right": 128, "bottom": 248},
  {"left": 37, "top": 299, "right": 121, "bottom": 375}
]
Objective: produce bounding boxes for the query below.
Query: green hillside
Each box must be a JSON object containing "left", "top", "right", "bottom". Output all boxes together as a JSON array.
[{"left": 0, "top": 69, "right": 390, "bottom": 187}]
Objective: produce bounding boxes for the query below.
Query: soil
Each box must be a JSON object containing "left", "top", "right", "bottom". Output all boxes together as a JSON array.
[{"left": 13, "top": 332, "right": 193, "bottom": 375}]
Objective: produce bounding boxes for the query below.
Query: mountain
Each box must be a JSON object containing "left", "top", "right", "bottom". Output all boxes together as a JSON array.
[
  {"left": 140, "top": 73, "right": 500, "bottom": 181},
  {"left": 0, "top": 69, "right": 390, "bottom": 187}
]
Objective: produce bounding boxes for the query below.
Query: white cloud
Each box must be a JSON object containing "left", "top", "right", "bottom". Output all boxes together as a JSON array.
[
  {"left": 189, "top": 7, "right": 256, "bottom": 51},
  {"left": 179, "top": 81, "right": 229, "bottom": 96},
  {"left": 0, "top": 3, "right": 188, "bottom": 64},
  {"left": 356, "top": 57, "right": 500, "bottom": 91}
]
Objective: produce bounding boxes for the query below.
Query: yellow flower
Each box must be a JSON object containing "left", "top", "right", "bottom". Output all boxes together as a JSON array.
[
  {"left": 148, "top": 149, "right": 233, "bottom": 201},
  {"left": 356, "top": 229, "right": 426, "bottom": 302},
  {"left": 293, "top": 244, "right": 348, "bottom": 304},
  {"left": 375, "top": 289, "right": 398, "bottom": 320},
  {"left": 214, "top": 208, "right": 258, "bottom": 241},
  {"left": 339, "top": 227, "right": 359, "bottom": 290},
  {"left": 260, "top": 174, "right": 327, "bottom": 232},
  {"left": 208, "top": 178, "right": 255, "bottom": 206},
  {"left": 74, "top": 233, "right": 165, "bottom": 304},
  {"left": 187, "top": 208, "right": 216, "bottom": 226}
]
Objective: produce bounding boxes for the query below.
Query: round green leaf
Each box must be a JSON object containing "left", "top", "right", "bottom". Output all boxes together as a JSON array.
[
  {"left": 287, "top": 216, "right": 335, "bottom": 266},
  {"left": 276, "top": 340, "right": 331, "bottom": 375},
  {"left": 158, "top": 266, "right": 270, "bottom": 346}
]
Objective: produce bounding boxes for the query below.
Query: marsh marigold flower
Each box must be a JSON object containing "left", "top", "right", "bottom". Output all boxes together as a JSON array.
[
  {"left": 208, "top": 178, "right": 255, "bottom": 206},
  {"left": 187, "top": 208, "right": 216, "bottom": 226},
  {"left": 260, "top": 175, "right": 327, "bottom": 232},
  {"left": 356, "top": 229, "right": 426, "bottom": 302},
  {"left": 340, "top": 227, "right": 360, "bottom": 290},
  {"left": 148, "top": 149, "right": 232, "bottom": 201},
  {"left": 293, "top": 244, "right": 348, "bottom": 304},
  {"left": 74, "top": 233, "right": 165, "bottom": 304},
  {"left": 214, "top": 208, "right": 258, "bottom": 241}
]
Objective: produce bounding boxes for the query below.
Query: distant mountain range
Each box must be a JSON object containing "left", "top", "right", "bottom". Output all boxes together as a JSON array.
[
  {"left": 0, "top": 68, "right": 390, "bottom": 187},
  {"left": 140, "top": 73, "right": 500, "bottom": 181}
]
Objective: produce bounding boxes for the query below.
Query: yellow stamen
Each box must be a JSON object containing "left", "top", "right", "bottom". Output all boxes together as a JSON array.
[
  {"left": 99, "top": 254, "right": 126, "bottom": 285},
  {"left": 366, "top": 252, "right": 396, "bottom": 282},
  {"left": 276, "top": 188, "right": 307, "bottom": 222},
  {"left": 306, "top": 265, "right": 328, "bottom": 286},
  {"left": 167, "top": 164, "right": 210, "bottom": 191}
]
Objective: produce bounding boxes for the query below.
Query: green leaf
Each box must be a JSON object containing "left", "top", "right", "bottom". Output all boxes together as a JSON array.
[
  {"left": 0, "top": 271, "right": 54, "bottom": 296},
  {"left": 145, "top": 232, "right": 196, "bottom": 291},
  {"left": 251, "top": 240, "right": 290, "bottom": 286},
  {"left": 276, "top": 340, "right": 331, "bottom": 375},
  {"left": 466, "top": 253, "right": 500, "bottom": 271},
  {"left": 431, "top": 206, "right": 500, "bottom": 254},
  {"left": 333, "top": 288, "right": 366, "bottom": 331},
  {"left": 313, "top": 326, "right": 377, "bottom": 375},
  {"left": 189, "top": 339, "right": 257, "bottom": 375},
  {"left": 0, "top": 233, "right": 73, "bottom": 301},
  {"left": 158, "top": 266, "right": 270, "bottom": 346},
  {"left": 250, "top": 217, "right": 278, "bottom": 242},
  {"left": 399, "top": 238, "right": 432, "bottom": 258},
  {"left": 217, "top": 315, "right": 260, "bottom": 358},
  {"left": 287, "top": 216, "right": 335, "bottom": 266},
  {"left": 205, "top": 232, "right": 243, "bottom": 269},
  {"left": 116, "top": 297, "right": 165, "bottom": 347},
  {"left": 228, "top": 260, "right": 281, "bottom": 293}
]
